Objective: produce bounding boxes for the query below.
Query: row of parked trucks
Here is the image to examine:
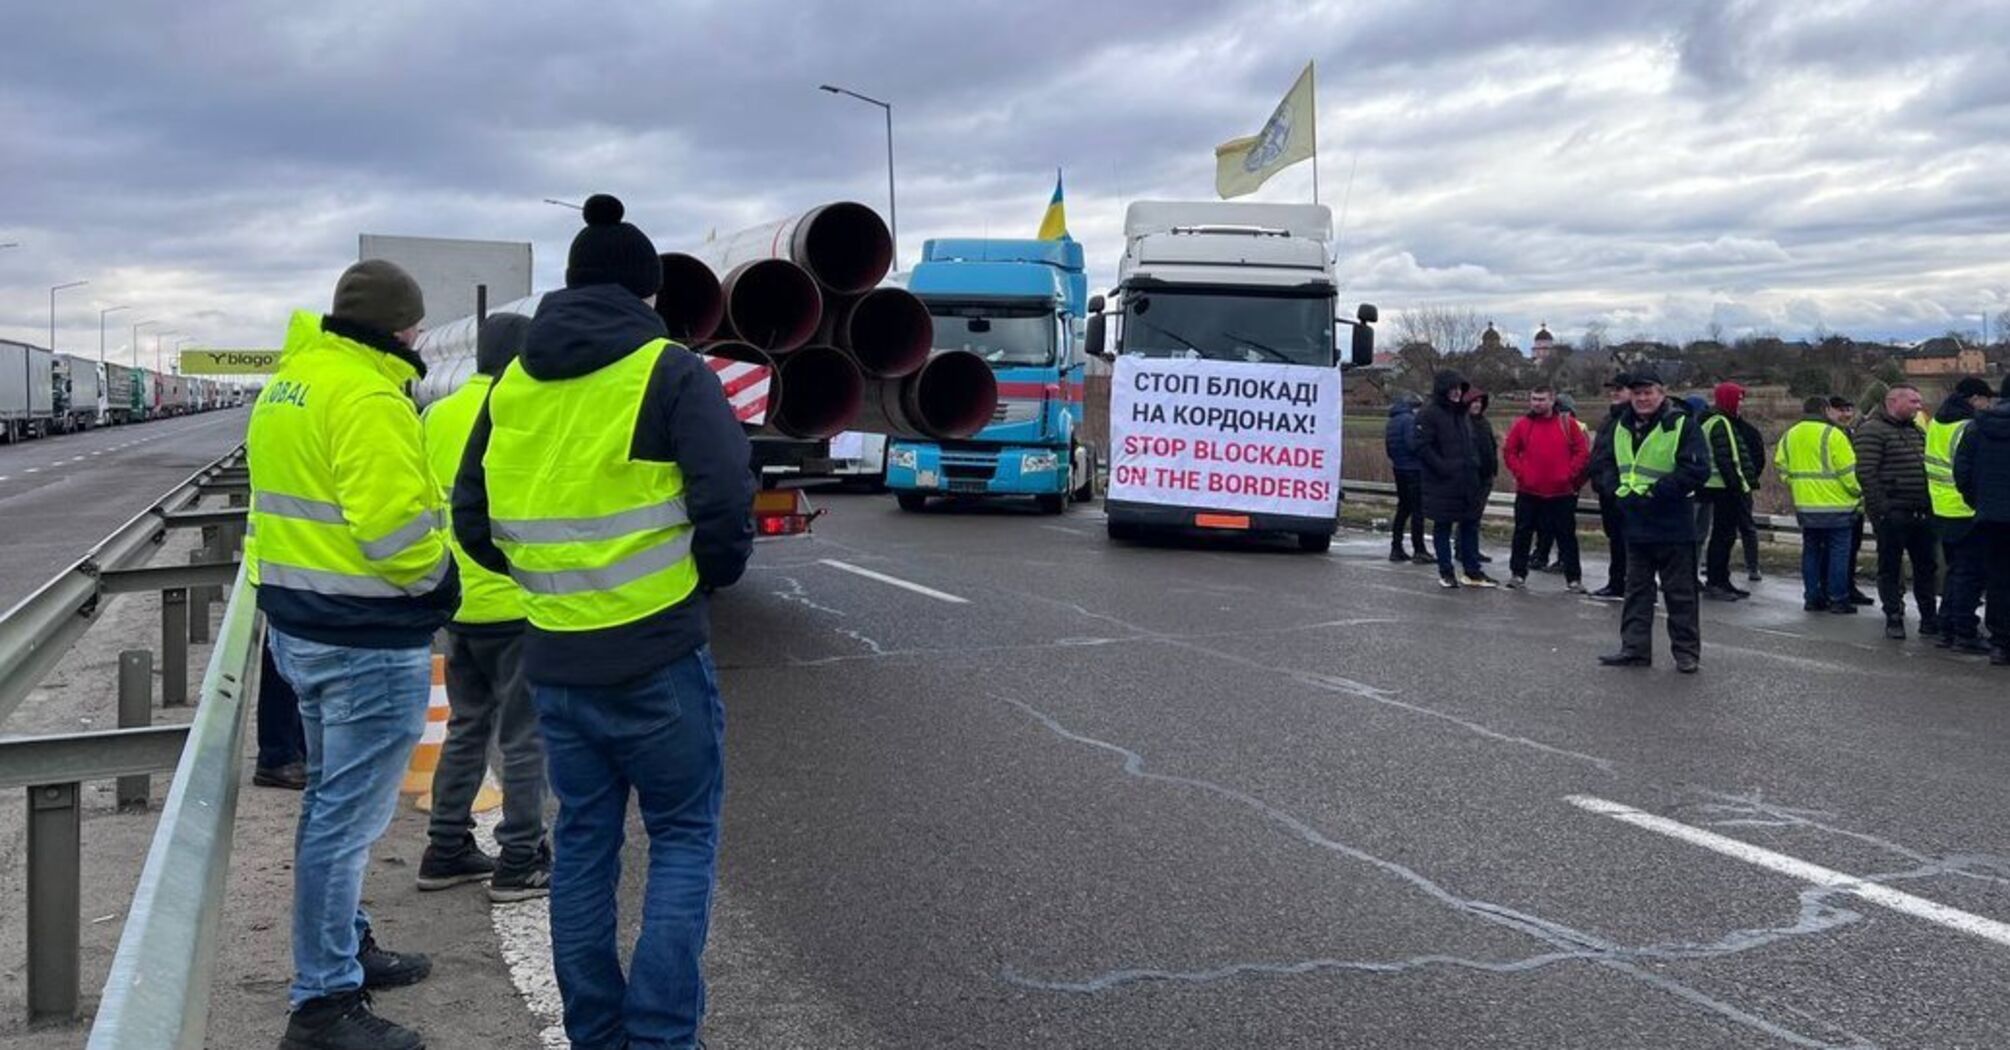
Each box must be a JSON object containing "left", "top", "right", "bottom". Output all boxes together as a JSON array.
[{"left": 0, "top": 341, "right": 248, "bottom": 442}]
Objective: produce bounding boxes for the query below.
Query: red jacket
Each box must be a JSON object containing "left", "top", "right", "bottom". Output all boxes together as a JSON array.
[{"left": 1504, "top": 410, "right": 1590, "bottom": 498}]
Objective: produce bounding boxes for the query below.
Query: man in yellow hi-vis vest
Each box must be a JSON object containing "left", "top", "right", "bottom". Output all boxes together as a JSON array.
[
  {"left": 1930, "top": 377, "right": 1997, "bottom": 652},
  {"left": 454, "top": 195, "right": 754, "bottom": 1049},
  {"left": 1586, "top": 368, "right": 1712, "bottom": 672},
  {"left": 248, "top": 260, "right": 458, "bottom": 1050},
  {"left": 1776, "top": 396, "right": 1863, "bottom": 614},
  {"left": 417, "top": 313, "right": 551, "bottom": 903}
]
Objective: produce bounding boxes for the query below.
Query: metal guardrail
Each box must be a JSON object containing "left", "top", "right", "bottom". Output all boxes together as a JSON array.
[
  {"left": 1342, "top": 479, "right": 1809, "bottom": 541},
  {"left": 0, "top": 448, "right": 252, "bottom": 1024},
  {"left": 87, "top": 562, "right": 259, "bottom": 1050}
]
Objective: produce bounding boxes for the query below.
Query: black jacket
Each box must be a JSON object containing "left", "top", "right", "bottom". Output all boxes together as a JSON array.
[
  {"left": 1728, "top": 415, "right": 1766, "bottom": 491},
  {"left": 1413, "top": 371, "right": 1487, "bottom": 520},
  {"left": 1852, "top": 406, "right": 1931, "bottom": 520},
  {"left": 1589, "top": 401, "right": 1627, "bottom": 496},
  {"left": 1588, "top": 398, "right": 1711, "bottom": 544},
  {"left": 1954, "top": 401, "right": 2010, "bottom": 524},
  {"left": 454, "top": 285, "right": 755, "bottom": 687}
]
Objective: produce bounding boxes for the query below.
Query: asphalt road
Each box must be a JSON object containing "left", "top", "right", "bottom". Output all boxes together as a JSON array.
[
  {"left": 0, "top": 408, "right": 249, "bottom": 606},
  {"left": 674, "top": 490, "right": 2010, "bottom": 1049}
]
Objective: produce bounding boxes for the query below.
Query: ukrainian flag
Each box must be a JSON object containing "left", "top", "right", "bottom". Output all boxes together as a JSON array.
[{"left": 1037, "top": 169, "right": 1070, "bottom": 240}]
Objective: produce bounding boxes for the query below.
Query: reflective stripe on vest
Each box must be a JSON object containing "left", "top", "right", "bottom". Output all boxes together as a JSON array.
[
  {"left": 1701, "top": 414, "right": 1744, "bottom": 491},
  {"left": 483, "top": 339, "right": 699, "bottom": 633},
  {"left": 1925, "top": 418, "right": 1975, "bottom": 520},
  {"left": 422, "top": 376, "right": 525, "bottom": 624},
  {"left": 1613, "top": 415, "right": 1686, "bottom": 497},
  {"left": 1779, "top": 421, "right": 1859, "bottom": 513}
]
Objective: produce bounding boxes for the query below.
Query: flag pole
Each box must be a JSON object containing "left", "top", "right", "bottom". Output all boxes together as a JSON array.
[{"left": 1309, "top": 60, "right": 1321, "bottom": 205}]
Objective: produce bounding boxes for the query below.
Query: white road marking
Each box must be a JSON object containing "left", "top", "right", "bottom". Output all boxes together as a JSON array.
[
  {"left": 471, "top": 811, "right": 568, "bottom": 1049},
  {"left": 817, "top": 558, "right": 970, "bottom": 604},
  {"left": 25, "top": 468, "right": 38, "bottom": 474},
  {"left": 1040, "top": 524, "right": 1087, "bottom": 536},
  {"left": 1569, "top": 795, "right": 2010, "bottom": 948}
]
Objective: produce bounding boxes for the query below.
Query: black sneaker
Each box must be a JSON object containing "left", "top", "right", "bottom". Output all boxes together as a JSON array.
[
  {"left": 417, "top": 840, "right": 495, "bottom": 891},
  {"left": 254, "top": 762, "right": 307, "bottom": 791},
  {"left": 357, "top": 929, "right": 431, "bottom": 990},
  {"left": 1849, "top": 590, "right": 1876, "bottom": 606},
  {"left": 1589, "top": 586, "right": 1625, "bottom": 603},
  {"left": 1992, "top": 648, "right": 2010, "bottom": 667},
  {"left": 1412, "top": 552, "right": 1435, "bottom": 565},
  {"left": 1703, "top": 585, "right": 1745, "bottom": 602},
  {"left": 1829, "top": 601, "right": 1859, "bottom": 616},
  {"left": 1747, "top": 570, "right": 1764, "bottom": 582},
  {"left": 1598, "top": 652, "right": 1651, "bottom": 668},
  {"left": 1438, "top": 572, "right": 1460, "bottom": 589},
  {"left": 1675, "top": 654, "right": 1700, "bottom": 674},
  {"left": 1954, "top": 637, "right": 1992, "bottom": 655},
  {"left": 1805, "top": 599, "right": 1827, "bottom": 612},
  {"left": 1477, "top": 552, "right": 1494, "bottom": 563},
  {"left": 280, "top": 990, "right": 424, "bottom": 1050},
  {"left": 1934, "top": 632, "right": 1956, "bottom": 650},
  {"left": 1388, "top": 547, "right": 1410, "bottom": 563},
  {"left": 1919, "top": 616, "right": 1941, "bottom": 637},
  {"left": 489, "top": 844, "right": 552, "bottom": 903},
  {"left": 1884, "top": 617, "right": 1906, "bottom": 641}
]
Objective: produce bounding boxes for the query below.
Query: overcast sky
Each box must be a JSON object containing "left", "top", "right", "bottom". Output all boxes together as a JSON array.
[{"left": 5, "top": 0, "right": 2009, "bottom": 363}]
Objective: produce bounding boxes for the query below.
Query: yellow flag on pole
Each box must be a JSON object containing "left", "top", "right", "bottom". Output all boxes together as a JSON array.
[
  {"left": 1037, "top": 169, "right": 1070, "bottom": 240},
  {"left": 1214, "top": 62, "right": 1317, "bottom": 199}
]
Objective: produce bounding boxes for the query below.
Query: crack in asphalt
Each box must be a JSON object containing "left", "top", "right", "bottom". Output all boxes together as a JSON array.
[{"left": 995, "top": 695, "right": 1878, "bottom": 1049}]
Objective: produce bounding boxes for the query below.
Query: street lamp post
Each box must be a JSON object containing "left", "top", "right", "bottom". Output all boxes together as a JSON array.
[
  {"left": 132, "top": 320, "right": 158, "bottom": 369},
  {"left": 818, "top": 84, "right": 898, "bottom": 271},
  {"left": 100, "top": 305, "right": 130, "bottom": 365},
  {"left": 154, "top": 330, "right": 178, "bottom": 374},
  {"left": 49, "top": 280, "right": 88, "bottom": 354}
]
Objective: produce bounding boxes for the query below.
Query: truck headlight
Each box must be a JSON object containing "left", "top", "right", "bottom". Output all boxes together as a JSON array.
[
  {"left": 1021, "top": 452, "right": 1058, "bottom": 473},
  {"left": 890, "top": 447, "right": 918, "bottom": 470}
]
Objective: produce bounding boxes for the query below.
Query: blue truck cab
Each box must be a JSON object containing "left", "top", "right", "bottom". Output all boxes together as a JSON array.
[{"left": 887, "top": 238, "right": 1093, "bottom": 514}]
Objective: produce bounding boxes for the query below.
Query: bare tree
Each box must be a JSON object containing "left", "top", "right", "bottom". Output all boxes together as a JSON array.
[
  {"left": 1579, "top": 321, "right": 1608, "bottom": 354},
  {"left": 1993, "top": 308, "right": 2010, "bottom": 346},
  {"left": 1705, "top": 321, "right": 1725, "bottom": 346},
  {"left": 1396, "top": 305, "right": 1486, "bottom": 359}
]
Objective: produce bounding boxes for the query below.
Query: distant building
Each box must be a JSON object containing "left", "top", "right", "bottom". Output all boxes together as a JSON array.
[
  {"left": 1902, "top": 337, "right": 1988, "bottom": 377},
  {"left": 1479, "top": 322, "right": 1505, "bottom": 353},
  {"left": 1531, "top": 323, "right": 1556, "bottom": 363}
]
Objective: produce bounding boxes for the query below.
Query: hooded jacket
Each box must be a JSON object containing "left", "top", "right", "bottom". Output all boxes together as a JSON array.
[
  {"left": 1728, "top": 414, "right": 1766, "bottom": 491},
  {"left": 1587, "top": 396, "right": 1711, "bottom": 544},
  {"left": 1383, "top": 398, "right": 1421, "bottom": 474},
  {"left": 1953, "top": 401, "right": 2010, "bottom": 523},
  {"left": 1851, "top": 404, "right": 1931, "bottom": 520},
  {"left": 453, "top": 284, "right": 756, "bottom": 686},
  {"left": 1412, "top": 371, "right": 1488, "bottom": 520},
  {"left": 1504, "top": 407, "right": 1589, "bottom": 498}
]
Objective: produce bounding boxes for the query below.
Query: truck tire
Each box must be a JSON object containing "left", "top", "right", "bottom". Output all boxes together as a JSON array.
[
  {"left": 1070, "top": 443, "right": 1095, "bottom": 503},
  {"left": 1297, "top": 532, "right": 1333, "bottom": 554},
  {"left": 896, "top": 492, "right": 928, "bottom": 513},
  {"left": 1036, "top": 493, "right": 1066, "bottom": 515}
]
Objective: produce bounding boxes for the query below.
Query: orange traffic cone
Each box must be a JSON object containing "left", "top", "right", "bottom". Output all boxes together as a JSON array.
[{"left": 408, "top": 653, "right": 508, "bottom": 814}]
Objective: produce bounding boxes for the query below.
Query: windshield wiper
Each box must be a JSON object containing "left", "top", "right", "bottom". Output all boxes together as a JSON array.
[
  {"left": 1222, "top": 330, "right": 1295, "bottom": 364},
  {"left": 1131, "top": 317, "right": 1208, "bottom": 358}
]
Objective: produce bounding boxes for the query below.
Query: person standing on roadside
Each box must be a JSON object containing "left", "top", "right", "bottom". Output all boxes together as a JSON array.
[
  {"left": 417, "top": 312, "right": 551, "bottom": 902},
  {"left": 1414, "top": 370, "right": 1497, "bottom": 588},
  {"left": 1468, "top": 390, "right": 1500, "bottom": 565},
  {"left": 1504, "top": 385, "right": 1589, "bottom": 591},
  {"left": 1587, "top": 375, "right": 1633, "bottom": 601},
  {"left": 249, "top": 261, "right": 458, "bottom": 1050},
  {"left": 1853, "top": 384, "right": 1939, "bottom": 640},
  {"left": 454, "top": 195, "right": 756, "bottom": 1049},
  {"left": 1384, "top": 393, "right": 1427, "bottom": 563},
  {"left": 1699, "top": 385, "right": 1754, "bottom": 602},
  {"left": 1830, "top": 396, "right": 1875, "bottom": 606},
  {"left": 1778, "top": 396, "right": 1863, "bottom": 614},
  {"left": 1593, "top": 369, "right": 1711, "bottom": 672},
  {"left": 1928, "top": 378, "right": 1996, "bottom": 654},
  {"left": 1952, "top": 388, "right": 2010, "bottom": 666},
  {"left": 1528, "top": 393, "right": 1592, "bottom": 574},
  {"left": 1727, "top": 398, "right": 1768, "bottom": 582}
]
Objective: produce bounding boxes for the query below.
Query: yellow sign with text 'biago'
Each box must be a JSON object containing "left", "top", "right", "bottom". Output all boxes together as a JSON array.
[{"left": 179, "top": 349, "right": 282, "bottom": 375}]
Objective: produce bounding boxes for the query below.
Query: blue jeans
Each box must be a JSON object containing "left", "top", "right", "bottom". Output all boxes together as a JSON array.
[
  {"left": 535, "top": 647, "right": 726, "bottom": 1050},
  {"left": 1432, "top": 517, "right": 1481, "bottom": 577},
  {"left": 1801, "top": 525, "right": 1854, "bottom": 606},
  {"left": 267, "top": 630, "right": 430, "bottom": 1008}
]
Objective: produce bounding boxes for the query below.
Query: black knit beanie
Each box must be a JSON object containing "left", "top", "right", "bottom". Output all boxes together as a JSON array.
[
  {"left": 565, "top": 194, "right": 662, "bottom": 299},
  {"left": 331, "top": 259, "right": 426, "bottom": 334}
]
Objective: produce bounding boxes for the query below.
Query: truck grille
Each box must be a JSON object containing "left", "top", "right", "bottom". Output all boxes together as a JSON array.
[{"left": 940, "top": 451, "right": 996, "bottom": 482}]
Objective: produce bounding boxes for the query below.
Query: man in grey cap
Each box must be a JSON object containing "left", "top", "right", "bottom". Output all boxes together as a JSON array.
[{"left": 249, "top": 259, "right": 458, "bottom": 1050}]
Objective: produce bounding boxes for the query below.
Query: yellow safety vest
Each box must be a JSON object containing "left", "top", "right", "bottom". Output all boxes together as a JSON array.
[
  {"left": 1925, "top": 418, "right": 1975, "bottom": 520},
  {"left": 482, "top": 339, "right": 699, "bottom": 632},
  {"left": 422, "top": 375, "right": 525, "bottom": 625},
  {"left": 1701, "top": 414, "right": 1745, "bottom": 491},
  {"left": 247, "top": 312, "right": 452, "bottom": 599},
  {"left": 1613, "top": 415, "right": 1687, "bottom": 497},
  {"left": 1774, "top": 420, "right": 1861, "bottom": 517}
]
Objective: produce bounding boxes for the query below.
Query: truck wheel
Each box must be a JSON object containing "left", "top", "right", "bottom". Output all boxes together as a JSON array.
[
  {"left": 1036, "top": 493, "right": 1066, "bottom": 515},
  {"left": 896, "top": 492, "right": 928, "bottom": 513},
  {"left": 1070, "top": 443, "right": 1095, "bottom": 503},
  {"left": 1298, "top": 532, "right": 1333, "bottom": 554}
]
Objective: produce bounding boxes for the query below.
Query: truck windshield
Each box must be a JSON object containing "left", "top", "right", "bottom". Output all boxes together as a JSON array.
[
  {"left": 930, "top": 303, "right": 1055, "bottom": 367},
  {"left": 1121, "top": 290, "right": 1334, "bottom": 367}
]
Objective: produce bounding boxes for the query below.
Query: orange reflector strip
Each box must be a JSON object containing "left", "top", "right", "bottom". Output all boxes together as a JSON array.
[
  {"left": 753, "top": 490, "right": 801, "bottom": 514},
  {"left": 1194, "top": 513, "right": 1250, "bottom": 530}
]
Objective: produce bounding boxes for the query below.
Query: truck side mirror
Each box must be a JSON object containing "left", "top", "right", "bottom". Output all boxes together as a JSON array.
[
  {"left": 1088, "top": 294, "right": 1105, "bottom": 314},
  {"left": 1085, "top": 313, "right": 1108, "bottom": 360},
  {"left": 1356, "top": 303, "right": 1379, "bottom": 324},
  {"left": 1350, "top": 322, "right": 1375, "bottom": 368}
]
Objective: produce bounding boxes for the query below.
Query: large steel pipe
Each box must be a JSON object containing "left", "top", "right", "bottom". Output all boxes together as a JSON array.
[
  {"left": 656, "top": 253, "right": 724, "bottom": 342},
  {"left": 767, "top": 345, "right": 863, "bottom": 440},
  {"left": 718, "top": 260, "right": 821, "bottom": 353},
  {"left": 850, "top": 349, "right": 997, "bottom": 440},
  {"left": 691, "top": 202, "right": 893, "bottom": 296},
  {"left": 821, "top": 287, "right": 932, "bottom": 379}
]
